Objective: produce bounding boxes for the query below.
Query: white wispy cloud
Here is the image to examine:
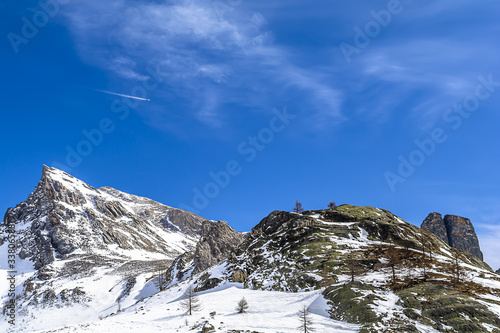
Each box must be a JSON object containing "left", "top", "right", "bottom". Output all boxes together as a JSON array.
[
  {"left": 352, "top": 35, "right": 500, "bottom": 129},
  {"left": 60, "top": 0, "right": 343, "bottom": 130}
]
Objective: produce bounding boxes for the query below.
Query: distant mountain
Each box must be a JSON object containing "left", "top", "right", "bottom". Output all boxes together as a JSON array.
[{"left": 421, "top": 212, "right": 483, "bottom": 260}]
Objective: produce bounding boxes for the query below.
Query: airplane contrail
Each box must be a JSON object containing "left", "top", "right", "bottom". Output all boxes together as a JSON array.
[{"left": 94, "top": 89, "right": 151, "bottom": 101}]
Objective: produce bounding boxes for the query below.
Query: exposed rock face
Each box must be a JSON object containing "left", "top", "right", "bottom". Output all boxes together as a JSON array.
[
  {"left": 0, "top": 165, "right": 204, "bottom": 269},
  {"left": 193, "top": 220, "right": 244, "bottom": 274},
  {"left": 161, "top": 209, "right": 204, "bottom": 236},
  {"left": 165, "top": 251, "right": 196, "bottom": 287},
  {"left": 421, "top": 212, "right": 483, "bottom": 260},
  {"left": 421, "top": 212, "right": 448, "bottom": 244},
  {"left": 232, "top": 269, "right": 247, "bottom": 283},
  {"left": 251, "top": 210, "right": 316, "bottom": 237},
  {"left": 164, "top": 220, "right": 244, "bottom": 287}
]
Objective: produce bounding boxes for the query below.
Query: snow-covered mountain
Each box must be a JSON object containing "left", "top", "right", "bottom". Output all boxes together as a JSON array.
[
  {"left": 0, "top": 166, "right": 207, "bottom": 332},
  {"left": 3, "top": 167, "right": 500, "bottom": 333},
  {"left": 1, "top": 165, "right": 204, "bottom": 266}
]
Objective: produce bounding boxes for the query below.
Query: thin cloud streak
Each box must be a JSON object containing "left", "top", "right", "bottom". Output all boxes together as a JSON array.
[{"left": 94, "top": 89, "right": 151, "bottom": 102}]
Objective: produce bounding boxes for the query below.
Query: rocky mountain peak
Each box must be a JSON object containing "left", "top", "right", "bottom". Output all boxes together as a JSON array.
[
  {"left": 421, "top": 212, "right": 483, "bottom": 260},
  {"left": 421, "top": 212, "right": 447, "bottom": 243},
  {"left": 38, "top": 165, "right": 98, "bottom": 205},
  {"left": 1, "top": 165, "right": 205, "bottom": 269}
]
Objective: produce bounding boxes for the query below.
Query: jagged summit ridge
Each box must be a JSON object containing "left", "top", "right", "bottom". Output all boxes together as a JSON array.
[{"left": 1, "top": 165, "right": 205, "bottom": 269}]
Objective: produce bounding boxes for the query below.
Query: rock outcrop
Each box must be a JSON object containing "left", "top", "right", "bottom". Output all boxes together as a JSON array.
[
  {"left": 421, "top": 212, "right": 483, "bottom": 260},
  {"left": 164, "top": 220, "right": 245, "bottom": 287},
  {"left": 193, "top": 220, "right": 245, "bottom": 274},
  {"left": 251, "top": 210, "right": 316, "bottom": 237},
  {"left": 421, "top": 212, "right": 448, "bottom": 244}
]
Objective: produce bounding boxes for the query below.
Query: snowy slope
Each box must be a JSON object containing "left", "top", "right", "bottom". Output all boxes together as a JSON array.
[{"left": 32, "top": 282, "right": 360, "bottom": 333}]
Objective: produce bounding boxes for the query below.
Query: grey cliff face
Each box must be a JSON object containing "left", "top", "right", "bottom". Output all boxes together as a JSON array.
[
  {"left": 444, "top": 214, "right": 483, "bottom": 261},
  {"left": 193, "top": 220, "right": 244, "bottom": 274},
  {"left": 1, "top": 165, "right": 204, "bottom": 269},
  {"left": 421, "top": 212, "right": 448, "bottom": 244},
  {"left": 421, "top": 212, "right": 483, "bottom": 261},
  {"left": 160, "top": 209, "right": 204, "bottom": 236}
]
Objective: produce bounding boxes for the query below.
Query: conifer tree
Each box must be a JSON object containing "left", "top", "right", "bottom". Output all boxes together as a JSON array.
[
  {"left": 180, "top": 285, "right": 202, "bottom": 315},
  {"left": 236, "top": 297, "right": 249, "bottom": 313},
  {"left": 297, "top": 305, "right": 315, "bottom": 333}
]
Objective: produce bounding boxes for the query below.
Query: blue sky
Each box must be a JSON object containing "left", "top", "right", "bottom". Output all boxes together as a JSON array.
[{"left": 1, "top": 0, "right": 500, "bottom": 268}]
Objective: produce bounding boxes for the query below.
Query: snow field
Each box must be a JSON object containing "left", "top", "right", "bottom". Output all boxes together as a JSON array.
[{"left": 33, "top": 284, "right": 360, "bottom": 333}]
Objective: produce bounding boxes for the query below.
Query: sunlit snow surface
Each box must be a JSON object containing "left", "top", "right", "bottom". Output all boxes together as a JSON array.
[{"left": 28, "top": 283, "right": 360, "bottom": 333}]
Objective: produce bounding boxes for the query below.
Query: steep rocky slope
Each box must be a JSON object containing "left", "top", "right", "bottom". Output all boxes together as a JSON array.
[
  {"left": 178, "top": 206, "right": 500, "bottom": 332},
  {"left": 165, "top": 219, "right": 245, "bottom": 288},
  {"left": 422, "top": 212, "right": 483, "bottom": 260},
  {"left": 0, "top": 166, "right": 204, "bottom": 268},
  {"left": 0, "top": 166, "right": 208, "bottom": 330}
]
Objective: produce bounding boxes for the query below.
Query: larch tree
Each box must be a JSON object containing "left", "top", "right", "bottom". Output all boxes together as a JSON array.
[
  {"left": 236, "top": 297, "right": 249, "bottom": 313},
  {"left": 346, "top": 254, "right": 363, "bottom": 283},
  {"left": 297, "top": 305, "right": 315, "bottom": 333},
  {"left": 384, "top": 237, "right": 403, "bottom": 286},
  {"left": 154, "top": 262, "right": 169, "bottom": 291},
  {"left": 319, "top": 263, "right": 334, "bottom": 287},
  {"left": 327, "top": 201, "right": 337, "bottom": 209},
  {"left": 293, "top": 200, "right": 304, "bottom": 213},
  {"left": 180, "top": 285, "right": 202, "bottom": 315},
  {"left": 419, "top": 240, "right": 433, "bottom": 281},
  {"left": 450, "top": 251, "right": 467, "bottom": 286}
]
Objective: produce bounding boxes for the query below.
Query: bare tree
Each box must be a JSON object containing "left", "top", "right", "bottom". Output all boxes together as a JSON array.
[
  {"left": 297, "top": 305, "right": 315, "bottom": 333},
  {"left": 450, "top": 251, "right": 467, "bottom": 286},
  {"left": 327, "top": 201, "right": 337, "bottom": 209},
  {"left": 384, "top": 237, "right": 403, "bottom": 286},
  {"left": 421, "top": 238, "right": 434, "bottom": 261},
  {"left": 293, "top": 200, "right": 304, "bottom": 213},
  {"left": 346, "top": 254, "right": 363, "bottom": 283},
  {"left": 235, "top": 297, "right": 249, "bottom": 313},
  {"left": 319, "top": 263, "right": 334, "bottom": 287},
  {"left": 427, "top": 241, "right": 434, "bottom": 261},
  {"left": 420, "top": 252, "right": 430, "bottom": 282},
  {"left": 180, "top": 285, "right": 202, "bottom": 315},
  {"left": 401, "top": 240, "right": 413, "bottom": 258},
  {"left": 419, "top": 240, "right": 433, "bottom": 281},
  {"left": 154, "top": 262, "right": 169, "bottom": 291}
]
